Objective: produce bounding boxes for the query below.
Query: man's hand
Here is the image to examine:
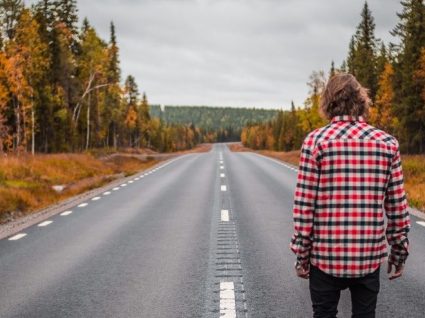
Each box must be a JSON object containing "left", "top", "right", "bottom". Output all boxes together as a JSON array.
[
  {"left": 295, "top": 262, "right": 310, "bottom": 279},
  {"left": 387, "top": 261, "right": 404, "bottom": 280}
]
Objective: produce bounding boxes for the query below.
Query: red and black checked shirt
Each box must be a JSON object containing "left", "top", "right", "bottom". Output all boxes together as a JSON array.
[{"left": 290, "top": 115, "right": 410, "bottom": 278}]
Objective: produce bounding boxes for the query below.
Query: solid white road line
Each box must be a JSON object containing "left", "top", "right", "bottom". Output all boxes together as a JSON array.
[
  {"left": 221, "top": 210, "right": 229, "bottom": 222},
  {"left": 220, "top": 281, "right": 236, "bottom": 318},
  {"left": 60, "top": 210, "right": 73, "bottom": 216},
  {"left": 103, "top": 191, "right": 111, "bottom": 196},
  {"left": 92, "top": 197, "right": 101, "bottom": 201},
  {"left": 221, "top": 185, "right": 227, "bottom": 191},
  {"left": 8, "top": 233, "right": 27, "bottom": 241},
  {"left": 38, "top": 220, "right": 53, "bottom": 227},
  {"left": 78, "top": 203, "right": 88, "bottom": 208},
  {"left": 417, "top": 221, "right": 425, "bottom": 227},
  {"left": 220, "top": 173, "right": 225, "bottom": 178}
]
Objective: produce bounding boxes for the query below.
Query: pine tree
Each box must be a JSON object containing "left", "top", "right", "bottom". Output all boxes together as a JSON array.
[
  {"left": 350, "top": 2, "right": 379, "bottom": 99},
  {"left": 53, "top": 0, "right": 78, "bottom": 40},
  {"left": 347, "top": 36, "right": 357, "bottom": 74},
  {"left": 329, "top": 60, "right": 336, "bottom": 78},
  {"left": 105, "top": 21, "right": 121, "bottom": 148},
  {"left": 391, "top": 0, "right": 425, "bottom": 153}
]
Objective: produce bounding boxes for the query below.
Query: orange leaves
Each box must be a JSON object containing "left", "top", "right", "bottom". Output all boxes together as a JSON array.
[{"left": 370, "top": 62, "right": 397, "bottom": 133}]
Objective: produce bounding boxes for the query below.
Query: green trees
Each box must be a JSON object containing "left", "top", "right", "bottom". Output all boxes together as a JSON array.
[{"left": 391, "top": 0, "right": 425, "bottom": 152}]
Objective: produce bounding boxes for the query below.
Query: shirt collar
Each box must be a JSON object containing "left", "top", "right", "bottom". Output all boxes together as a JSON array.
[{"left": 331, "top": 115, "right": 366, "bottom": 123}]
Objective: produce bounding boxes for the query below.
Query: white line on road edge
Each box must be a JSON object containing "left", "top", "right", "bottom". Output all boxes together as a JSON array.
[
  {"left": 78, "top": 203, "right": 88, "bottom": 208},
  {"left": 113, "top": 187, "right": 120, "bottom": 191},
  {"left": 128, "top": 180, "right": 134, "bottom": 183},
  {"left": 121, "top": 183, "right": 127, "bottom": 187},
  {"left": 103, "top": 191, "right": 111, "bottom": 196},
  {"left": 417, "top": 221, "right": 425, "bottom": 227},
  {"left": 135, "top": 178, "right": 140, "bottom": 180},
  {"left": 221, "top": 210, "right": 229, "bottom": 222},
  {"left": 92, "top": 197, "right": 101, "bottom": 201},
  {"left": 38, "top": 220, "right": 53, "bottom": 227},
  {"left": 220, "top": 166, "right": 224, "bottom": 170},
  {"left": 220, "top": 281, "right": 236, "bottom": 318},
  {"left": 220, "top": 173, "right": 225, "bottom": 178},
  {"left": 60, "top": 210, "right": 72, "bottom": 216},
  {"left": 221, "top": 185, "right": 227, "bottom": 191},
  {"left": 8, "top": 233, "right": 27, "bottom": 241}
]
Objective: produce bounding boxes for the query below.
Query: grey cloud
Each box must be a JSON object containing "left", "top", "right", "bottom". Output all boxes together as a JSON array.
[{"left": 30, "top": 0, "right": 403, "bottom": 108}]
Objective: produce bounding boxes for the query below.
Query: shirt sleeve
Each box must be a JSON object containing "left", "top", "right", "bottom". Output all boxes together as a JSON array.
[
  {"left": 290, "top": 138, "right": 320, "bottom": 266},
  {"left": 384, "top": 145, "right": 410, "bottom": 266}
]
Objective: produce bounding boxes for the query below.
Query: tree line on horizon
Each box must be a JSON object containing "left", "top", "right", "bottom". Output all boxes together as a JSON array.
[
  {"left": 0, "top": 0, "right": 221, "bottom": 155},
  {"left": 149, "top": 105, "right": 278, "bottom": 142},
  {"left": 242, "top": 0, "right": 425, "bottom": 154}
]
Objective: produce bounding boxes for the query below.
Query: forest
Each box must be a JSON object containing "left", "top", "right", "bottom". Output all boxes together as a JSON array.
[
  {"left": 242, "top": 1, "right": 425, "bottom": 155},
  {"left": 150, "top": 105, "right": 277, "bottom": 142}
]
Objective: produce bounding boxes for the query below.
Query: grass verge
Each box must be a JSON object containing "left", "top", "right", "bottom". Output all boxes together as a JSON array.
[{"left": 0, "top": 143, "right": 212, "bottom": 224}]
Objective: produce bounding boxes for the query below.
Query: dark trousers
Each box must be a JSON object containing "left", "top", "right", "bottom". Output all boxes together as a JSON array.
[{"left": 309, "top": 264, "right": 380, "bottom": 318}]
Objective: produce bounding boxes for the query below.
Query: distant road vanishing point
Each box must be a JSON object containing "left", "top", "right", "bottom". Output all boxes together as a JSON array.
[{"left": 1, "top": 144, "right": 424, "bottom": 318}]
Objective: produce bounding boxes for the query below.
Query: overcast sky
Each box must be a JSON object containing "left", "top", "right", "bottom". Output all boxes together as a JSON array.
[{"left": 31, "top": 0, "right": 403, "bottom": 109}]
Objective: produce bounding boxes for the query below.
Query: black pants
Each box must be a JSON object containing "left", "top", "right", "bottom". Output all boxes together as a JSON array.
[{"left": 309, "top": 264, "right": 380, "bottom": 318}]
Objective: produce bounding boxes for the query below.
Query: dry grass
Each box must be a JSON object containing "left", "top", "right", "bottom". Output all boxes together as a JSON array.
[
  {"left": 229, "top": 143, "right": 425, "bottom": 212},
  {"left": 0, "top": 153, "right": 158, "bottom": 223},
  {"left": 402, "top": 155, "right": 425, "bottom": 211},
  {"left": 0, "top": 143, "right": 211, "bottom": 223},
  {"left": 173, "top": 143, "right": 213, "bottom": 154}
]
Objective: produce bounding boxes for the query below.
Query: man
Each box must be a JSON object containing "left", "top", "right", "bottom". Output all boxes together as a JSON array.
[{"left": 290, "top": 74, "right": 410, "bottom": 318}]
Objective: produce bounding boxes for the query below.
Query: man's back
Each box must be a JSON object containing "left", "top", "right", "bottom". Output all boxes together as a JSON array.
[{"left": 292, "top": 115, "right": 410, "bottom": 278}]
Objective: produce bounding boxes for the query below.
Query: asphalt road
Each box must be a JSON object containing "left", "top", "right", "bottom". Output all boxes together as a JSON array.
[{"left": 0, "top": 144, "right": 424, "bottom": 317}]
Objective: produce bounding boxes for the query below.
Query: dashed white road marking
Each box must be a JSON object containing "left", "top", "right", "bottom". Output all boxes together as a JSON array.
[
  {"left": 120, "top": 183, "right": 127, "bottom": 187},
  {"left": 135, "top": 178, "right": 140, "bottom": 180},
  {"left": 113, "top": 187, "right": 120, "bottom": 191},
  {"left": 92, "top": 196, "right": 101, "bottom": 201},
  {"left": 417, "top": 221, "right": 425, "bottom": 227},
  {"left": 220, "top": 281, "right": 236, "bottom": 318},
  {"left": 60, "top": 210, "right": 73, "bottom": 216},
  {"left": 221, "top": 185, "right": 227, "bottom": 192},
  {"left": 103, "top": 191, "right": 111, "bottom": 196},
  {"left": 129, "top": 180, "right": 134, "bottom": 184},
  {"left": 8, "top": 233, "right": 27, "bottom": 241},
  {"left": 78, "top": 203, "right": 88, "bottom": 208},
  {"left": 221, "top": 209, "right": 229, "bottom": 222},
  {"left": 220, "top": 166, "right": 224, "bottom": 170},
  {"left": 220, "top": 173, "right": 225, "bottom": 178},
  {"left": 38, "top": 220, "right": 53, "bottom": 227}
]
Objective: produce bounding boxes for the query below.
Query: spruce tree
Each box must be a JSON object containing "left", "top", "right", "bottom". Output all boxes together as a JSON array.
[
  {"left": 391, "top": 0, "right": 425, "bottom": 153},
  {"left": 351, "top": 1, "right": 379, "bottom": 99}
]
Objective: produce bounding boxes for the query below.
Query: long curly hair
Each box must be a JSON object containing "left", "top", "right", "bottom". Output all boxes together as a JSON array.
[{"left": 320, "top": 73, "right": 371, "bottom": 120}]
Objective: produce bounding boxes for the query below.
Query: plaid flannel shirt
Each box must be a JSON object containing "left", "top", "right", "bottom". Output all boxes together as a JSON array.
[{"left": 290, "top": 115, "right": 410, "bottom": 278}]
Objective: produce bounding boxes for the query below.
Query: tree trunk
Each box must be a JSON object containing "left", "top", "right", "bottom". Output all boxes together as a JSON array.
[
  {"left": 85, "top": 93, "right": 91, "bottom": 151},
  {"left": 31, "top": 107, "right": 35, "bottom": 155}
]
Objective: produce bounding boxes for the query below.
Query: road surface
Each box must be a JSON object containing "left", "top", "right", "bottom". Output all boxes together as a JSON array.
[{"left": 1, "top": 144, "right": 424, "bottom": 317}]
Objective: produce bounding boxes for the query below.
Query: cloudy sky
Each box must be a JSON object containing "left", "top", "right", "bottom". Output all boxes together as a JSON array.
[{"left": 34, "top": 0, "right": 403, "bottom": 109}]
